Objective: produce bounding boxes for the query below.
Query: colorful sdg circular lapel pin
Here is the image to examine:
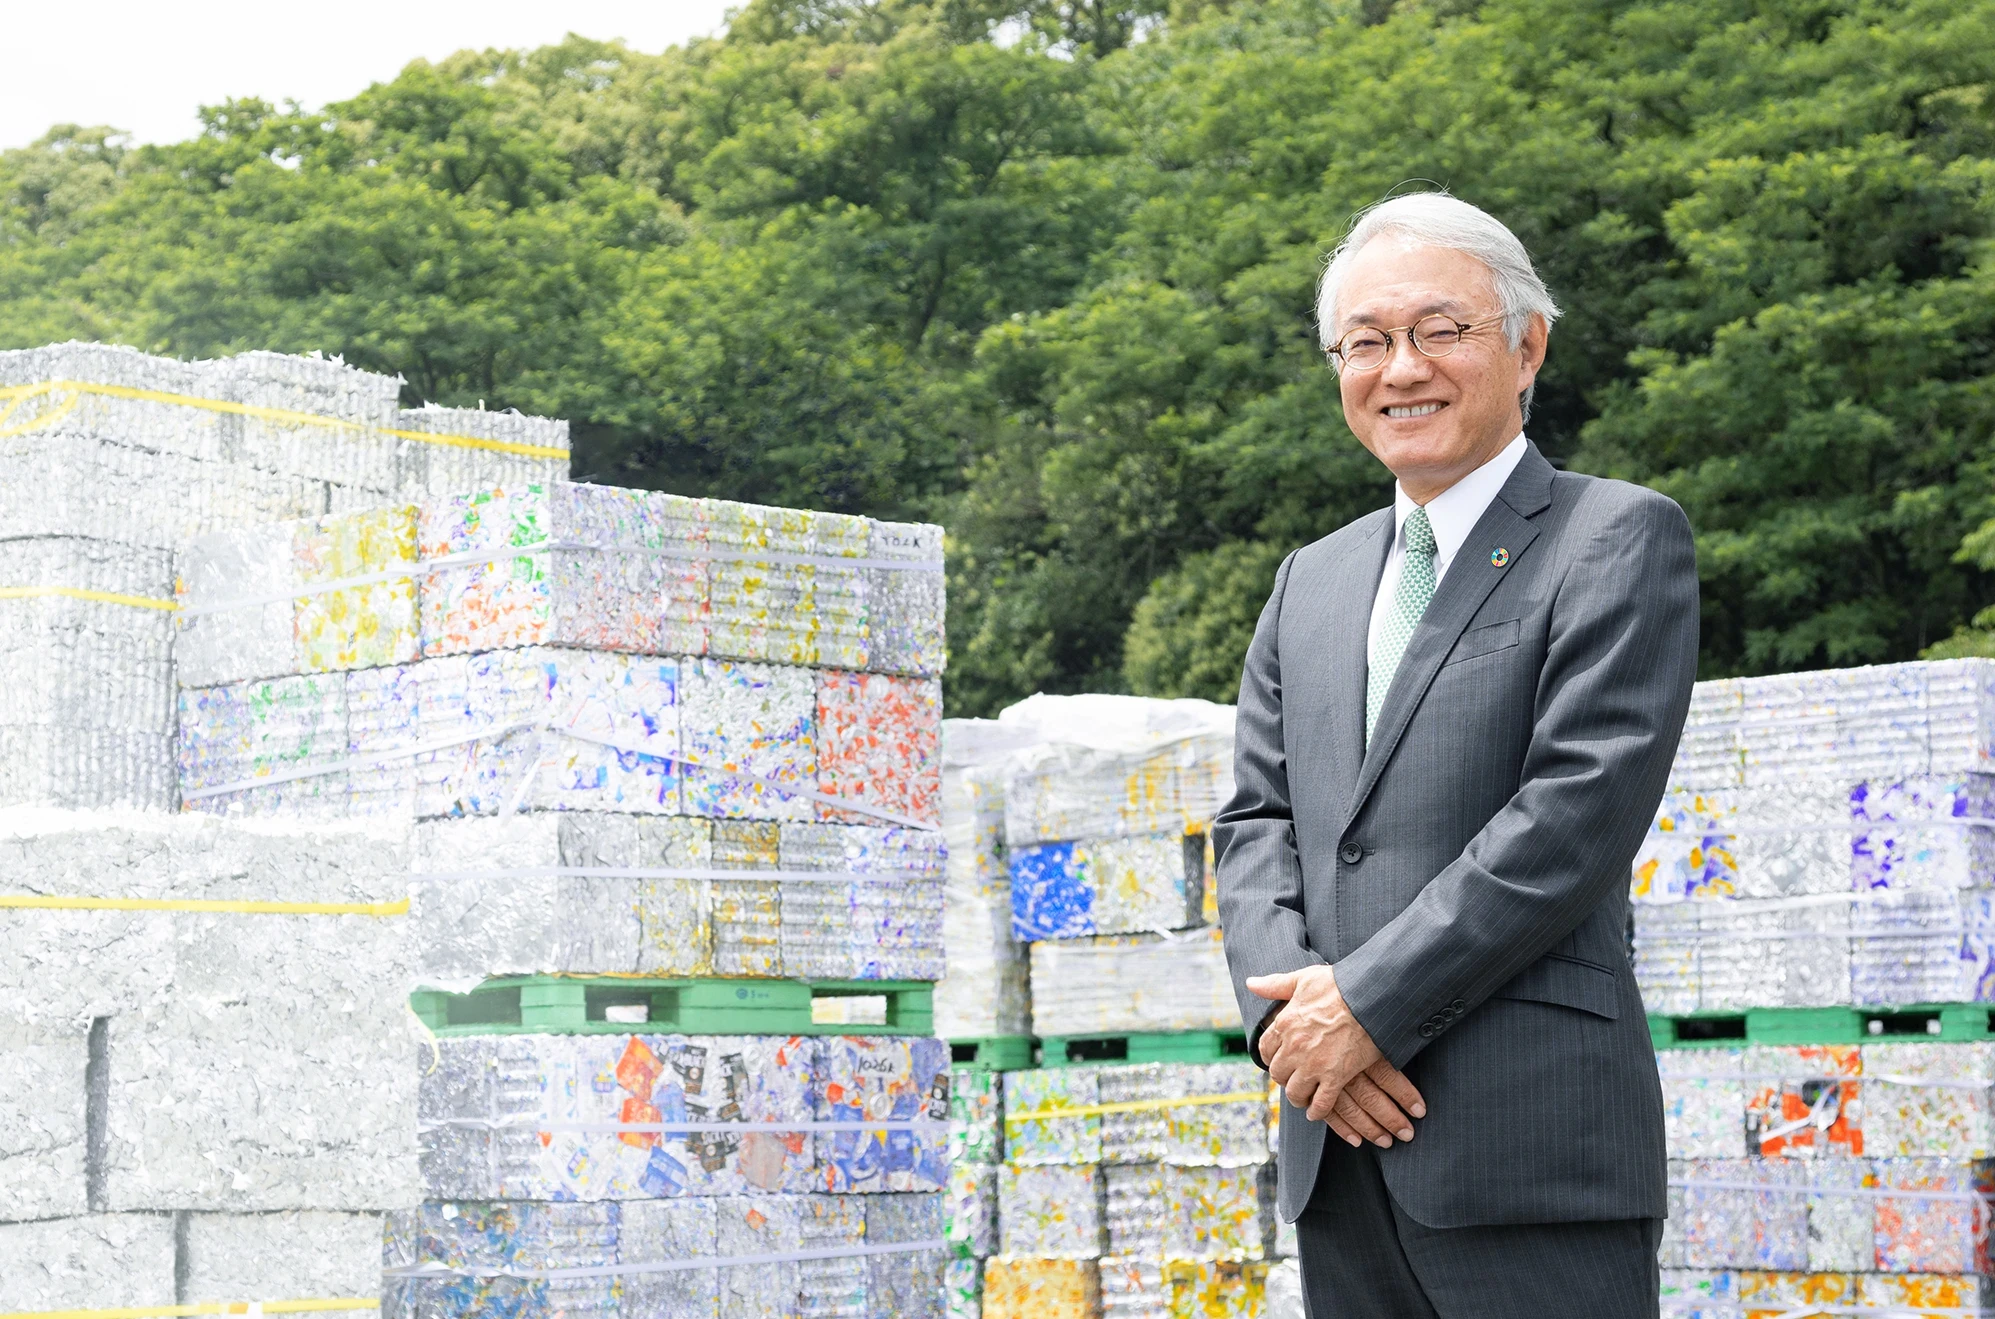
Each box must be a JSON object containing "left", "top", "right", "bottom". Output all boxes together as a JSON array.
[{"left": 1489, "top": 547, "right": 1511, "bottom": 568}]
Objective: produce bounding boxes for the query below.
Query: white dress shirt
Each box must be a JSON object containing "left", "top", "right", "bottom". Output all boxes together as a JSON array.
[{"left": 1366, "top": 433, "right": 1528, "bottom": 667}]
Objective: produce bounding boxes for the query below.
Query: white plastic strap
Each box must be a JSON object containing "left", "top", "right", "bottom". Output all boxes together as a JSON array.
[
  {"left": 419, "top": 1117, "right": 950, "bottom": 1134},
  {"left": 1638, "top": 925, "right": 1966, "bottom": 942},
  {"left": 383, "top": 1236, "right": 946, "bottom": 1281},
  {"left": 1657, "top": 816, "right": 1995, "bottom": 838},
  {"left": 1665, "top": 1305, "right": 1982, "bottom": 1319},
  {"left": 1637, "top": 891, "right": 1957, "bottom": 916},
  {"left": 1669, "top": 1176, "right": 1994, "bottom": 1205},
  {"left": 1659, "top": 1070, "right": 1992, "bottom": 1092},
  {"left": 414, "top": 867, "right": 936, "bottom": 883}
]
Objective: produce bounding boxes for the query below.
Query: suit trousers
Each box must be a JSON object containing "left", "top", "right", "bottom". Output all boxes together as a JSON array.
[{"left": 1297, "top": 1132, "right": 1662, "bottom": 1319}]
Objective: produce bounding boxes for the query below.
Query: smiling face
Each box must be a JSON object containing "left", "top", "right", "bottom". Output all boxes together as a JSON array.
[{"left": 1331, "top": 237, "right": 1547, "bottom": 504}]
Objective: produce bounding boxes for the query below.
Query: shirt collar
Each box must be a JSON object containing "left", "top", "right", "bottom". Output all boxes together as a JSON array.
[{"left": 1392, "top": 433, "right": 1528, "bottom": 568}]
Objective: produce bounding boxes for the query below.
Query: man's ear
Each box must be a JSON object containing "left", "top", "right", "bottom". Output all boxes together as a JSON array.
[{"left": 1515, "top": 313, "right": 1549, "bottom": 392}]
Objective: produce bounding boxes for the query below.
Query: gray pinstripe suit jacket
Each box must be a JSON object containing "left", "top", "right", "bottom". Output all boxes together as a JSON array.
[{"left": 1215, "top": 441, "right": 1698, "bottom": 1228}]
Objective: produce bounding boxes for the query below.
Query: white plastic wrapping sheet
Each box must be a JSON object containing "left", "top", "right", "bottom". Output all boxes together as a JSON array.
[{"left": 998, "top": 694, "right": 1234, "bottom": 848}]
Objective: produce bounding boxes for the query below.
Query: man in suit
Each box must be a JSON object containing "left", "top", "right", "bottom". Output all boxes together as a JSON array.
[{"left": 1215, "top": 191, "right": 1698, "bottom": 1316}]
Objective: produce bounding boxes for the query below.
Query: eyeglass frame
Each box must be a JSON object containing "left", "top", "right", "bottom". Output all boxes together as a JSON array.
[{"left": 1323, "top": 315, "right": 1494, "bottom": 372}]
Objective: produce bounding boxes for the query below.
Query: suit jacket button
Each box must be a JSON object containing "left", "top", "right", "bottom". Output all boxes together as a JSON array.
[
  {"left": 1339, "top": 842, "right": 1364, "bottom": 865},
  {"left": 1451, "top": 999, "right": 1466, "bottom": 1012},
  {"left": 1418, "top": 1023, "right": 1435, "bottom": 1038}
]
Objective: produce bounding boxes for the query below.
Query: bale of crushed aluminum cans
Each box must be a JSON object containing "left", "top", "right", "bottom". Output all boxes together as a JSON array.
[
  {"left": 1653, "top": 1041, "right": 1995, "bottom": 1308},
  {"left": 396, "top": 405, "right": 568, "bottom": 498},
  {"left": 0, "top": 342, "right": 564, "bottom": 514},
  {"left": 406, "top": 814, "right": 944, "bottom": 983},
  {"left": 935, "top": 719, "right": 1035, "bottom": 1041},
  {"left": 179, "top": 649, "right": 941, "bottom": 830},
  {"left": 980, "top": 1256, "right": 1100, "bottom": 1319},
  {"left": 983, "top": 1061, "right": 1272, "bottom": 1319},
  {"left": 1028, "top": 927, "right": 1240, "bottom": 1037},
  {"left": 1009, "top": 830, "right": 1206, "bottom": 941},
  {"left": 974, "top": 697, "right": 1232, "bottom": 1062},
  {"left": 177, "top": 1212, "right": 386, "bottom": 1319},
  {"left": 382, "top": 1191, "right": 946, "bottom": 1318},
  {"left": 0, "top": 1215, "right": 179, "bottom": 1314},
  {"left": 1660, "top": 1269, "right": 1992, "bottom": 1316},
  {"left": 0, "top": 811, "right": 421, "bottom": 1215},
  {"left": 418, "top": 1032, "right": 951, "bottom": 1202},
  {"left": 1633, "top": 660, "right": 1995, "bottom": 1011},
  {"left": 176, "top": 482, "right": 947, "bottom": 685},
  {"left": 0, "top": 537, "right": 178, "bottom": 810}
]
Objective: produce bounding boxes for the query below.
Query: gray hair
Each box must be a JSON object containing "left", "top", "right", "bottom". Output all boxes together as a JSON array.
[{"left": 1317, "top": 191, "right": 1560, "bottom": 418}]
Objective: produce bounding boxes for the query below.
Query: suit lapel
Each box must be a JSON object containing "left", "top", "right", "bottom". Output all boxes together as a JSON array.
[{"left": 1346, "top": 444, "right": 1556, "bottom": 822}]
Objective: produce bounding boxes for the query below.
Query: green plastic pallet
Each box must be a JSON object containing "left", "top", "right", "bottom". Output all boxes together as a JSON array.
[
  {"left": 949, "top": 1036, "right": 1036, "bottom": 1071},
  {"left": 410, "top": 976, "right": 934, "bottom": 1038},
  {"left": 1037, "top": 1029, "right": 1251, "bottom": 1068},
  {"left": 1648, "top": 1004, "right": 1995, "bottom": 1050}
]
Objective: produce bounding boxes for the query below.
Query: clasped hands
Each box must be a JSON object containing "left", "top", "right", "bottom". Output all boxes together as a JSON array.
[{"left": 1249, "top": 964, "right": 1426, "bottom": 1149}]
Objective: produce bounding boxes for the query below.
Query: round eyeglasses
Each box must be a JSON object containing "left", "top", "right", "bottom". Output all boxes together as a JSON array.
[{"left": 1326, "top": 315, "right": 1488, "bottom": 372}]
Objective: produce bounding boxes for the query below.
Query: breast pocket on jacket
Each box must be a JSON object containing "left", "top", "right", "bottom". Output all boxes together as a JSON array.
[{"left": 1442, "top": 617, "right": 1521, "bottom": 668}]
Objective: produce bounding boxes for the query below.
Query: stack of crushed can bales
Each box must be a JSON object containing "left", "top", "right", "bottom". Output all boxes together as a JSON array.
[
  {"left": 168, "top": 457, "right": 954, "bottom": 1311},
  {"left": 934, "top": 695, "right": 1300, "bottom": 1318},
  {"left": 999, "top": 695, "right": 1238, "bottom": 1042},
  {"left": 0, "top": 343, "right": 557, "bottom": 1313},
  {"left": 1635, "top": 659, "right": 1995, "bottom": 1314}
]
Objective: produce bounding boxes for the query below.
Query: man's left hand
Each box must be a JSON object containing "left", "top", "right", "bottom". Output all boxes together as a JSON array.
[{"left": 1249, "top": 965, "right": 1424, "bottom": 1146}]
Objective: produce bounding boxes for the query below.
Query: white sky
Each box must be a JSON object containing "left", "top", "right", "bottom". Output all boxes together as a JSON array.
[{"left": 0, "top": 1, "right": 739, "bottom": 151}]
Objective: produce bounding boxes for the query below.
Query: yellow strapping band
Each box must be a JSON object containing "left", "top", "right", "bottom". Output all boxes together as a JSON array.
[
  {"left": 0, "top": 379, "right": 568, "bottom": 460},
  {"left": 0, "top": 1300, "right": 377, "bottom": 1318},
  {"left": 0, "top": 895, "right": 411, "bottom": 916},
  {"left": 0, "top": 585, "right": 179, "bottom": 611},
  {"left": 1005, "top": 1089, "right": 1268, "bottom": 1125}
]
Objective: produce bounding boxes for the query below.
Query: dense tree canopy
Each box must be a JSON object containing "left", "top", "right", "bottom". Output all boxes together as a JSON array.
[{"left": 3, "top": 0, "right": 1992, "bottom": 712}]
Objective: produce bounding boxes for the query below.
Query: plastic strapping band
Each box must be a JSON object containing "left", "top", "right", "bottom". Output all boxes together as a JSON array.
[
  {"left": 1638, "top": 925, "right": 1966, "bottom": 942},
  {"left": 1664, "top": 1306, "right": 1982, "bottom": 1319},
  {"left": 1005, "top": 1089, "right": 1267, "bottom": 1125},
  {"left": 1653, "top": 816, "right": 1995, "bottom": 838},
  {"left": 1636, "top": 891, "right": 1965, "bottom": 916},
  {"left": 1669, "top": 1176, "right": 1994, "bottom": 1205},
  {"left": 1659, "top": 1069, "right": 1992, "bottom": 1092},
  {"left": 0, "top": 378, "right": 569, "bottom": 459},
  {"left": 415, "top": 867, "right": 936, "bottom": 883},
  {"left": 0, "top": 585, "right": 178, "bottom": 610},
  {"left": 382, "top": 1237, "right": 946, "bottom": 1281},
  {"left": 0, "top": 895, "right": 409, "bottom": 916},
  {"left": 419, "top": 1117, "right": 950, "bottom": 1134},
  {"left": 0, "top": 1301, "right": 378, "bottom": 1318}
]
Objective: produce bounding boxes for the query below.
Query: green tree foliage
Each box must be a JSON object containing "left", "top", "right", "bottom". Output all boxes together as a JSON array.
[{"left": 0, "top": 0, "right": 1991, "bottom": 711}]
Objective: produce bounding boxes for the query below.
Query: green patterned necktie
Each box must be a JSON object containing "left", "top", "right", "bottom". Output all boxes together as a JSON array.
[{"left": 1367, "top": 506, "right": 1438, "bottom": 746}]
